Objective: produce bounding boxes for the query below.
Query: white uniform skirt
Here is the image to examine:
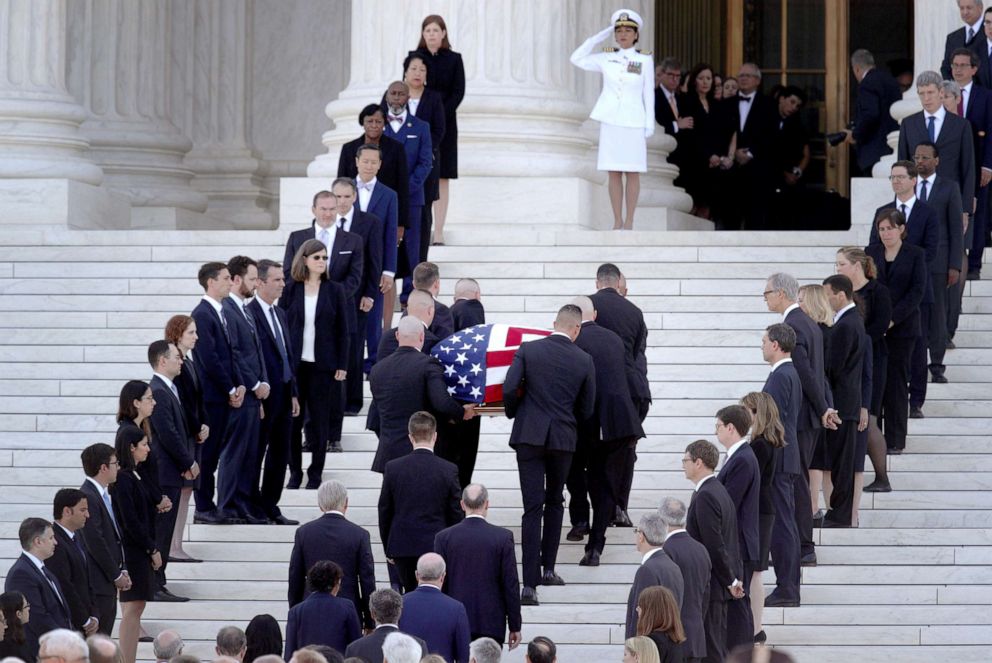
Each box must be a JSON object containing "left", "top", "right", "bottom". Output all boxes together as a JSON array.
[{"left": 597, "top": 122, "right": 647, "bottom": 173}]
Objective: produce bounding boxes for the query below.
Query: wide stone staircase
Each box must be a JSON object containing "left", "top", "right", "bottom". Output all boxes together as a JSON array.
[{"left": 0, "top": 226, "right": 990, "bottom": 662}]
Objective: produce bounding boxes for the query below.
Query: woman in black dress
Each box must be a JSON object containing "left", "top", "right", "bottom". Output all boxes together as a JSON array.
[
  {"left": 740, "top": 391, "right": 785, "bottom": 642},
  {"left": 798, "top": 283, "right": 834, "bottom": 517},
  {"left": 0, "top": 591, "right": 32, "bottom": 663},
  {"left": 679, "top": 63, "right": 732, "bottom": 220},
  {"left": 403, "top": 53, "right": 446, "bottom": 260},
  {"left": 635, "top": 585, "right": 686, "bottom": 663},
  {"left": 410, "top": 14, "right": 465, "bottom": 245},
  {"left": 113, "top": 416, "right": 163, "bottom": 663},
  {"left": 164, "top": 314, "right": 208, "bottom": 563}
]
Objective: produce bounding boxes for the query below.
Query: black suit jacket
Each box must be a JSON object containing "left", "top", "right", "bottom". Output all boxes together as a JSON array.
[
  {"left": 898, "top": 110, "right": 976, "bottom": 208},
  {"left": 589, "top": 288, "right": 651, "bottom": 406},
  {"left": 280, "top": 279, "right": 351, "bottom": 373},
  {"left": 503, "top": 334, "right": 596, "bottom": 452},
  {"left": 686, "top": 476, "right": 742, "bottom": 600},
  {"left": 762, "top": 361, "right": 802, "bottom": 475},
  {"left": 450, "top": 299, "right": 486, "bottom": 332},
  {"left": 3, "top": 554, "right": 72, "bottom": 656},
  {"left": 852, "top": 68, "right": 901, "bottom": 171},
  {"left": 378, "top": 448, "right": 463, "bottom": 557},
  {"left": 918, "top": 176, "right": 964, "bottom": 277},
  {"left": 430, "top": 299, "right": 455, "bottom": 340},
  {"left": 78, "top": 479, "right": 125, "bottom": 596},
  {"left": 974, "top": 33, "right": 992, "bottom": 88},
  {"left": 663, "top": 531, "right": 711, "bottom": 660},
  {"left": 376, "top": 323, "right": 440, "bottom": 364},
  {"left": 574, "top": 322, "right": 644, "bottom": 443},
  {"left": 288, "top": 513, "right": 375, "bottom": 628},
  {"left": 730, "top": 91, "right": 777, "bottom": 159},
  {"left": 46, "top": 526, "right": 94, "bottom": 631},
  {"left": 174, "top": 355, "right": 208, "bottom": 440},
  {"left": 717, "top": 445, "right": 761, "bottom": 564},
  {"left": 434, "top": 517, "right": 522, "bottom": 641},
  {"left": 368, "top": 347, "right": 464, "bottom": 472},
  {"left": 872, "top": 200, "right": 940, "bottom": 297},
  {"left": 825, "top": 307, "right": 866, "bottom": 420},
  {"left": 345, "top": 210, "right": 385, "bottom": 301},
  {"left": 344, "top": 625, "right": 426, "bottom": 663},
  {"left": 338, "top": 134, "right": 410, "bottom": 228},
  {"left": 283, "top": 222, "right": 364, "bottom": 301},
  {"left": 867, "top": 243, "right": 928, "bottom": 339},
  {"left": 190, "top": 298, "right": 242, "bottom": 403},
  {"left": 247, "top": 300, "right": 296, "bottom": 402},
  {"left": 942, "top": 24, "right": 983, "bottom": 80},
  {"left": 222, "top": 297, "right": 269, "bottom": 395},
  {"left": 624, "top": 549, "right": 685, "bottom": 638},
  {"left": 784, "top": 307, "right": 829, "bottom": 431},
  {"left": 148, "top": 375, "right": 196, "bottom": 488}
]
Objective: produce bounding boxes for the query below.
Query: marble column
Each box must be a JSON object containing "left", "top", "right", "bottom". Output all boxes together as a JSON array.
[{"left": 66, "top": 0, "right": 207, "bottom": 216}]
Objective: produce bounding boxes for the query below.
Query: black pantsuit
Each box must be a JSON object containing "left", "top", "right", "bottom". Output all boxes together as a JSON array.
[
  {"left": 516, "top": 445, "right": 573, "bottom": 588},
  {"left": 910, "top": 302, "right": 932, "bottom": 408},
  {"left": 883, "top": 335, "right": 915, "bottom": 450},
  {"left": 587, "top": 437, "right": 636, "bottom": 554},
  {"left": 292, "top": 362, "right": 337, "bottom": 484}
]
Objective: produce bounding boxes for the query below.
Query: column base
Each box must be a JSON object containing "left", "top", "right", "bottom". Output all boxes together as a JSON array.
[
  {"left": 0, "top": 179, "right": 130, "bottom": 228},
  {"left": 850, "top": 176, "right": 895, "bottom": 244}
]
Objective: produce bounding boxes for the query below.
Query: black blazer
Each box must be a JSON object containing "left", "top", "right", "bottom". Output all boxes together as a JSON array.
[
  {"left": 662, "top": 531, "right": 711, "bottom": 660},
  {"left": 503, "top": 334, "right": 596, "bottom": 452},
  {"left": 288, "top": 512, "right": 376, "bottom": 628},
  {"left": 345, "top": 210, "right": 385, "bottom": 301},
  {"left": 174, "top": 355, "right": 208, "bottom": 440},
  {"left": 450, "top": 299, "right": 486, "bottom": 332},
  {"left": 574, "top": 322, "right": 644, "bottom": 443},
  {"left": 368, "top": 347, "right": 465, "bottom": 472},
  {"left": 190, "top": 298, "right": 242, "bottom": 403},
  {"left": 280, "top": 279, "right": 351, "bottom": 373},
  {"left": 430, "top": 299, "right": 455, "bottom": 340},
  {"left": 784, "top": 307, "right": 829, "bottom": 431},
  {"left": 222, "top": 297, "right": 269, "bottom": 393},
  {"left": 589, "top": 288, "right": 651, "bottom": 405},
  {"left": 866, "top": 243, "right": 928, "bottom": 339},
  {"left": 749, "top": 436, "right": 778, "bottom": 516},
  {"left": 378, "top": 448, "right": 463, "bottom": 558},
  {"left": 434, "top": 517, "right": 522, "bottom": 642},
  {"left": 283, "top": 223, "right": 364, "bottom": 305},
  {"left": 852, "top": 68, "right": 901, "bottom": 171},
  {"left": 648, "top": 631, "right": 686, "bottom": 663},
  {"left": 717, "top": 444, "right": 761, "bottom": 564},
  {"left": 941, "top": 24, "right": 983, "bottom": 79},
  {"left": 824, "top": 307, "right": 866, "bottom": 420},
  {"left": 148, "top": 375, "right": 196, "bottom": 488},
  {"left": 624, "top": 549, "right": 685, "bottom": 638},
  {"left": 338, "top": 134, "right": 410, "bottom": 228},
  {"left": 284, "top": 592, "right": 361, "bottom": 658},
  {"left": 247, "top": 300, "right": 296, "bottom": 400},
  {"left": 344, "top": 625, "right": 426, "bottom": 663},
  {"left": 46, "top": 526, "right": 93, "bottom": 631},
  {"left": 729, "top": 91, "right": 777, "bottom": 158},
  {"left": 974, "top": 32, "right": 992, "bottom": 88},
  {"left": 377, "top": 324, "right": 440, "bottom": 363},
  {"left": 898, "top": 110, "right": 976, "bottom": 208},
  {"left": 872, "top": 200, "right": 940, "bottom": 297},
  {"left": 856, "top": 278, "right": 893, "bottom": 346},
  {"left": 762, "top": 361, "right": 802, "bottom": 475},
  {"left": 78, "top": 479, "right": 125, "bottom": 596},
  {"left": 3, "top": 554, "right": 71, "bottom": 656},
  {"left": 111, "top": 469, "right": 157, "bottom": 556},
  {"left": 889, "top": 178, "right": 963, "bottom": 277},
  {"left": 685, "top": 476, "right": 742, "bottom": 600}
]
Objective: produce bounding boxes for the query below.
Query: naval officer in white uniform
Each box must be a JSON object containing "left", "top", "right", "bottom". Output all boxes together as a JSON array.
[{"left": 570, "top": 9, "right": 654, "bottom": 230}]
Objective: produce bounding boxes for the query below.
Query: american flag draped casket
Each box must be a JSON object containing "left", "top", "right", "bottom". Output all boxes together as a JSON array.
[{"left": 430, "top": 323, "right": 552, "bottom": 406}]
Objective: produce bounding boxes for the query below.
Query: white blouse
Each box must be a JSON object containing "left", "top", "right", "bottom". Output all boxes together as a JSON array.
[{"left": 301, "top": 293, "right": 318, "bottom": 363}]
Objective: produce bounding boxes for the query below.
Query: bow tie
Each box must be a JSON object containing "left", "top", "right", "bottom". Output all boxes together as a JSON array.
[
  {"left": 357, "top": 181, "right": 374, "bottom": 192},
  {"left": 740, "top": 95, "right": 752, "bottom": 104},
  {"left": 389, "top": 114, "right": 404, "bottom": 122}
]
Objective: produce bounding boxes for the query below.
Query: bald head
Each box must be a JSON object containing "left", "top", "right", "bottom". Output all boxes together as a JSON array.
[
  {"left": 454, "top": 278, "right": 481, "bottom": 301},
  {"left": 461, "top": 483, "right": 489, "bottom": 514},
  {"left": 416, "top": 552, "right": 446, "bottom": 585},
  {"left": 406, "top": 288, "right": 436, "bottom": 325},
  {"left": 570, "top": 296, "right": 596, "bottom": 322},
  {"left": 396, "top": 315, "right": 426, "bottom": 350}
]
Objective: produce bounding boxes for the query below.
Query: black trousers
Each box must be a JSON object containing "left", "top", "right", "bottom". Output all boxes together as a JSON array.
[
  {"left": 823, "top": 419, "right": 858, "bottom": 526},
  {"left": 194, "top": 400, "right": 230, "bottom": 513},
  {"left": 346, "top": 309, "right": 369, "bottom": 412},
  {"left": 515, "top": 444, "right": 572, "bottom": 588},
  {"left": 909, "top": 302, "right": 932, "bottom": 408},
  {"left": 725, "top": 560, "right": 754, "bottom": 652},
  {"left": 93, "top": 592, "right": 116, "bottom": 635},
  {"left": 769, "top": 471, "right": 801, "bottom": 601},
  {"left": 883, "top": 335, "right": 915, "bottom": 450},
  {"left": 948, "top": 251, "right": 967, "bottom": 338},
  {"left": 436, "top": 418, "right": 481, "bottom": 488},
  {"left": 587, "top": 437, "right": 634, "bottom": 554},
  {"left": 291, "top": 362, "right": 339, "bottom": 484},
  {"left": 392, "top": 556, "right": 419, "bottom": 594},
  {"left": 795, "top": 428, "right": 817, "bottom": 557},
  {"left": 566, "top": 436, "right": 592, "bottom": 527},
  {"left": 217, "top": 396, "right": 261, "bottom": 517},
  {"left": 420, "top": 203, "right": 433, "bottom": 262},
  {"left": 155, "top": 485, "right": 182, "bottom": 589},
  {"left": 928, "top": 276, "right": 949, "bottom": 374},
  {"left": 257, "top": 382, "right": 293, "bottom": 518},
  {"left": 703, "top": 595, "right": 728, "bottom": 663}
]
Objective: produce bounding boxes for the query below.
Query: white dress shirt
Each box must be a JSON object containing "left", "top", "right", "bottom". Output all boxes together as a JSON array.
[
  {"left": 924, "top": 105, "right": 946, "bottom": 142},
  {"left": 302, "top": 293, "right": 318, "bottom": 363},
  {"left": 782, "top": 302, "right": 800, "bottom": 321},
  {"left": 408, "top": 97, "right": 421, "bottom": 116},
  {"left": 833, "top": 302, "right": 857, "bottom": 323},
  {"left": 738, "top": 93, "right": 755, "bottom": 132},
  {"left": 895, "top": 194, "right": 917, "bottom": 221},
  {"left": 770, "top": 357, "right": 793, "bottom": 372},
  {"left": 315, "top": 220, "right": 337, "bottom": 260},
  {"left": 917, "top": 172, "right": 936, "bottom": 201},
  {"left": 388, "top": 109, "right": 407, "bottom": 134},
  {"left": 337, "top": 207, "right": 354, "bottom": 232},
  {"left": 357, "top": 176, "right": 376, "bottom": 212}
]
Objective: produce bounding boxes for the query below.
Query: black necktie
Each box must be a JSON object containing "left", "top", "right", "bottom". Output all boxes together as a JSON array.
[
  {"left": 919, "top": 180, "right": 928, "bottom": 203},
  {"left": 72, "top": 534, "right": 87, "bottom": 566},
  {"left": 900, "top": 203, "right": 908, "bottom": 219},
  {"left": 218, "top": 308, "right": 230, "bottom": 342},
  {"left": 968, "top": 26, "right": 976, "bottom": 43},
  {"left": 186, "top": 356, "right": 200, "bottom": 390}
]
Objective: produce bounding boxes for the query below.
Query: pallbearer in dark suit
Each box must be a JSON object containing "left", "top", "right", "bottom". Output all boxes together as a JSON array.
[
  {"left": 249, "top": 261, "right": 300, "bottom": 525},
  {"left": 434, "top": 484, "right": 522, "bottom": 647},
  {"left": 682, "top": 440, "right": 744, "bottom": 663},
  {"left": 4, "top": 518, "right": 72, "bottom": 658},
  {"left": 451, "top": 278, "right": 486, "bottom": 331},
  {"left": 412, "top": 261, "right": 454, "bottom": 340},
  {"left": 79, "top": 443, "right": 129, "bottom": 635},
  {"left": 375, "top": 289, "right": 440, "bottom": 363},
  {"left": 624, "top": 512, "right": 685, "bottom": 639},
  {"left": 445, "top": 278, "right": 486, "bottom": 488},
  {"left": 660, "top": 497, "right": 712, "bottom": 662},
  {"left": 504, "top": 305, "right": 596, "bottom": 604},
  {"left": 566, "top": 296, "right": 644, "bottom": 565},
  {"left": 47, "top": 489, "right": 98, "bottom": 635},
  {"left": 378, "top": 412, "right": 463, "bottom": 592}
]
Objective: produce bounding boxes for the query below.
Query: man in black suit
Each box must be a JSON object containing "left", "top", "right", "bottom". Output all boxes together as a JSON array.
[
  {"left": 288, "top": 480, "right": 375, "bottom": 628},
  {"left": 249, "top": 260, "right": 300, "bottom": 525},
  {"left": 451, "top": 278, "right": 486, "bottom": 332},
  {"left": 764, "top": 272, "right": 837, "bottom": 566},
  {"left": 848, "top": 49, "right": 901, "bottom": 176},
  {"left": 4, "top": 518, "right": 72, "bottom": 657},
  {"left": 504, "top": 304, "right": 595, "bottom": 604},
  {"left": 78, "top": 443, "right": 129, "bottom": 635},
  {"left": 47, "top": 489, "right": 98, "bottom": 635},
  {"left": 434, "top": 484, "right": 522, "bottom": 648},
  {"left": 590, "top": 263, "right": 650, "bottom": 527},
  {"left": 761, "top": 324, "right": 803, "bottom": 607},
  {"left": 220, "top": 256, "right": 270, "bottom": 524},
  {"left": 330, "top": 178, "right": 384, "bottom": 415},
  {"left": 940, "top": 0, "right": 985, "bottom": 80},
  {"left": 730, "top": 62, "right": 777, "bottom": 229},
  {"left": 368, "top": 316, "right": 473, "bottom": 473},
  {"left": 344, "top": 589, "right": 427, "bottom": 663},
  {"left": 624, "top": 512, "right": 684, "bottom": 639},
  {"left": 190, "top": 262, "right": 246, "bottom": 525},
  {"left": 447, "top": 278, "right": 486, "bottom": 487},
  {"left": 659, "top": 497, "right": 711, "bottom": 663},
  {"left": 970, "top": 9, "right": 992, "bottom": 280},
  {"left": 654, "top": 57, "right": 690, "bottom": 167},
  {"left": 682, "top": 440, "right": 744, "bottom": 663},
  {"left": 378, "top": 411, "right": 464, "bottom": 592},
  {"left": 376, "top": 288, "right": 439, "bottom": 362},
  {"left": 820, "top": 276, "right": 866, "bottom": 528},
  {"left": 412, "top": 261, "right": 454, "bottom": 340},
  {"left": 147, "top": 340, "right": 196, "bottom": 601},
  {"left": 565, "top": 296, "right": 644, "bottom": 566}
]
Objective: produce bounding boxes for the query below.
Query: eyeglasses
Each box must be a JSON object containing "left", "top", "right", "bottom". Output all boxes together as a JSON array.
[
  {"left": 107, "top": 461, "right": 119, "bottom": 467},
  {"left": 762, "top": 290, "right": 776, "bottom": 297},
  {"left": 681, "top": 457, "right": 693, "bottom": 464},
  {"left": 951, "top": 63, "right": 976, "bottom": 69},
  {"left": 633, "top": 527, "right": 641, "bottom": 534},
  {"left": 308, "top": 255, "right": 328, "bottom": 261}
]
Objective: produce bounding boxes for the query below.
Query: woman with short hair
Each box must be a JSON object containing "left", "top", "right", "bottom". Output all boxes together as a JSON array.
[{"left": 284, "top": 561, "right": 361, "bottom": 657}]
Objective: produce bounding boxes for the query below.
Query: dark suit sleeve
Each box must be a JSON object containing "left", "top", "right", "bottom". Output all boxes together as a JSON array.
[
  {"left": 941, "top": 35, "right": 954, "bottom": 80},
  {"left": 824, "top": 322, "right": 856, "bottom": 383},
  {"left": 343, "top": 237, "right": 364, "bottom": 300},
  {"left": 448, "top": 53, "right": 466, "bottom": 111},
  {"left": 455, "top": 603, "right": 471, "bottom": 663},
  {"left": 852, "top": 77, "right": 883, "bottom": 146},
  {"left": 45, "top": 548, "right": 89, "bottom": 629},
  {"left": 502, "top": 531, "right": 523, "bottom": 632},
  {"left": 426, "top": 360, "right": 466, "bottom": 422},
  {"left": 345, "top": 606, "right": 362, "bottom": 649},
  {"left": 5, "top": 567, "right": 63, "bottom": 639},
  {"left": 429, "top": 92, "right": 447, "bottom": 146},
  {"left": 381, "top": 194, "right": 399, "bottom": 273},
  {"left": 892, "top": 249, "right": 929, "bottom": 325},
  {"left": 364, "top": 215, "right": 384, "bottom": 300},
  {"left": 393, "top": 144, "right": 410, "bottom": 227},
  {"left": 445, "top": 466, "right": 463, "bottom": 526},
  {"left": 283, "top": 609, "right": 297, "bottom": 660},
  {"left": 113, "top": 481, "right": 157, "bottom": 554},
  {"left": 694, "top": 491, "right": 735, "bottom": 590},
  {"left": 357, "top": 528, "right": 376, "bottom": 628},
  {"left": 192, "top": 308, "right": 240, "bottom": 393},
  {"left": 719, "top": 462, "right": 751, "bottom": 506},
  {"left": 921, "top": 207, "right": 939, "bottom": 269},
  {"left": 283, "top": 234, "right": 298, "bottom": 282},
  {"left": 865, "top": 285, "right": 892, "bottom": 343},
  {"left": 897, "top": 123, "right": 910, "bottom": 161},
  {"left": 790, "top": 331, "right": 828, "bottom": 417},
  {"left": 78, "top": 494, "right": 123, "bottom": 581},
  {"left": 331, "top": 284, "right": 351, "bottom": 370},
  {"left": 947, "top": 180, "right": 964, "bottom": 269},
  {"left": 149, "top": 396, "right": 195, "bottom": 473},
  {"left": 288, "top": 531, "right": 305, "bottom": 606},
  {"left": 868, "top": 205, "right": 885, "bottom": 246},
  {"left": 378, "top": 471, "right": 395, "bottom": 554},
  {"left": 502, "top": 344, "right": 525, "bottom": 418},
  {"left": 959, "top": 119, "right": 976, "bottom": 207},
  {"left": 577, "top": 354, "right": 596, "bottom": 421}
]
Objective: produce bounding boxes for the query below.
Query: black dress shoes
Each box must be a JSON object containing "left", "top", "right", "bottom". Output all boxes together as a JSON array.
[
  {"left": 864, "top": 479, "right": 892, "bottom": 493},
  {"left": 167, "top": 555, "right": 203, "bottom": 563},
  {"left": 193, "top": 510, "right": 232, "bottom": 525},
  {"left": 305, "top": 479, "right": 321, "bottom": 490},
  {"left": 240, "top": 513, "right": 269, "bottom": 525},
  {"left": 801, "top": 552, "right": 817, "bottom": 567},
  {"left": 764, "top": 592, "right": 800, "bottom": 608},
  {"left": 540, "top": 571, "right": 566, "bottom": 586},
  {"left": 578, "top": 551, "right": 600, "bottom": 567},
  {"left": 947, "top": 339, "right": 957, "bottom": 349},
  {"left": 520, "top": 587, "right": 539, "bottom": 606},
  {"left": 566, "top": 523, "right": 589, "bottom": 541},
  {"left": 931, "top": 373, "right": 948, "bottom": 384},
  {"left": 286, "top": 474, "right": 303, "bottom": 490},
  {"left": 909, "top": 406, "right": 925, "bottom": 419},
  {"left": 329, "top": 441, "right": 344, "bottom": 453},
  {"left": 152, "top": 588, "right": 190, "bottom": 602},
  {"left": 612, "top": 507, "right": 633, "bottom": 528},
  {"left": 270, "top": 514, "right": 300, "bottom": 526}
]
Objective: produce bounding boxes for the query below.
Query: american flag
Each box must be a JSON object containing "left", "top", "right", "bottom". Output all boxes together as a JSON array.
[{"left": 431, "top": 323, "right": 552, "bottom": 404}]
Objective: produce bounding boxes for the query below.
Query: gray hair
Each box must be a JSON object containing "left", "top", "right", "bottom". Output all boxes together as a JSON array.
[
  {"left": 381, "top": 632, "right": 421, "bottom": 663},
  {"left": 767, "top": 272, "right": 799, "bottom": 302},
  {"left": 850, "top": 49, "right": 874, "bottom": 68},
  {"left": 153, "top": 630, "right": 184, "bottom": 660},
  {"left": 741, "top": 62, "right": 762, "bottom": 79},
  {"left": 637, "top": 512, "right": 668, "bottom": 546},
  {"left": 416, "top": 552, "right": 446, "bottom": 581},
  {"left": 940, "top": 79, "right": 961, "bottom": 99},
  {"left": 215, "top": 626, "right": 246, "bottom": 657},
  {"left": 39, "top": 630, "right": 88, "bottom": 662},
  {"left": 462, "top": 483, "right": 488, "bottom": 510},
  {"left": 916, "top": 70, "right": 943, "bottom": 89},
  {"left": 87, "top": 634, "right": 119, "bottom": 663},
  {"left": 369, "top": 588, "right": 403, "bottom": 624},
  {"left": 659, "top": 57, "right": 681, "bottom": 72},
  {"left": 658, "top": 496, "right": 687, "bottom": 528},
  {"left": 469, "top": 637, "right": 502, "bottom": 663},
  {"left": 317, "top": 480, "right": 348, "bottom": 512}
]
